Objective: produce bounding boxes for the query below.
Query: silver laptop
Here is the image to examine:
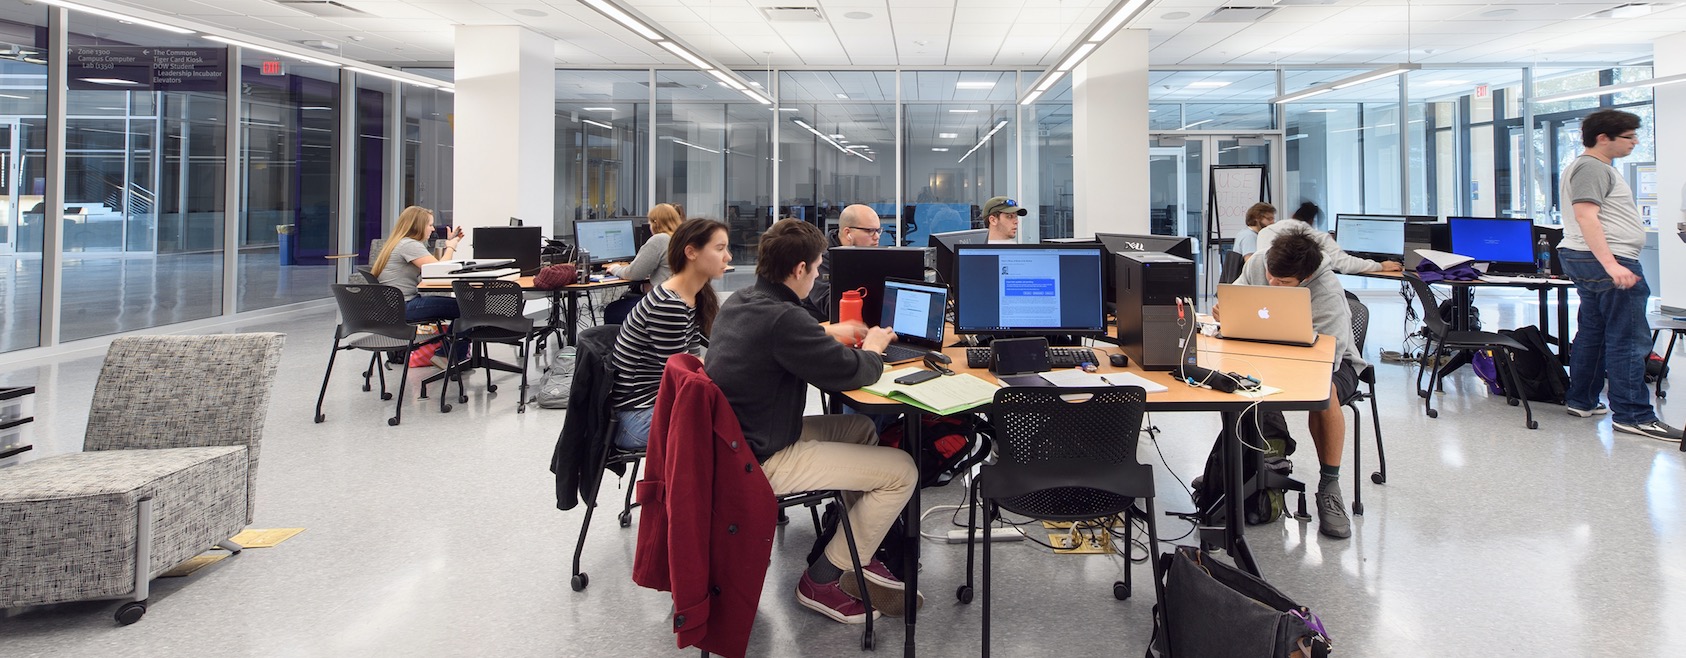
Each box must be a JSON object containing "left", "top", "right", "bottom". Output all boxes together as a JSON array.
[
  {"left": 1215, "top": 284, "right": 1318, "bottom": 347},
  {"left": 879, "top": 278, "right": 948, "bottom": 364}
]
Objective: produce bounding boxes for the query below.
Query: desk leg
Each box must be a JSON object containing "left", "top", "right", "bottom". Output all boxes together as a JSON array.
[
  {"left": 900, "top": 414, "right": 923, "bottom": 658},
  {"left": 1222, "top": 412, "right": 1260, "bottom": 577},
  {"left": 1557, "top": 287, "right": 1571, "bottom": 359},
  {"left": 1537, "top": 288, "right": 1549, "bottom": 341},
  {"left": 565, "top": 290, "right": 581, "bottom": 346}
]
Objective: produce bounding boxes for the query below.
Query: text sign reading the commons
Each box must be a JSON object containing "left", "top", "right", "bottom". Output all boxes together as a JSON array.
[{"left": 70, "top": 47, "right": 227, "bottom": 92}]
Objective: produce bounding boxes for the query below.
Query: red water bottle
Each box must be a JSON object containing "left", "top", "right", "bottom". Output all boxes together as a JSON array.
[{"left": 839, "top": 287, "right": 867, "bottom": 346}]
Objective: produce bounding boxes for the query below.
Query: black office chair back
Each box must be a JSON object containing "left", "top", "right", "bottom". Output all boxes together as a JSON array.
[
  {"left": 1345, "top": 292, "right": 1369, "bottom": 354},
  {"left": 985, "top": 386, "right": 1151, "bottom": 519},
  {"left": 1403, "top": 273, "right": 1446, "bottom": 337},
  {"left": 1219, "top": 249, "right": 1246, "bottom": 284},
  {"left": 353, "top": 267, "right": 377, "bottom": 284},
  {"left": 451, "top": 279, "right": 531, "bottom": 336},
  {"left": 331, "top": 283, "right": 413, "bottom": 342}
]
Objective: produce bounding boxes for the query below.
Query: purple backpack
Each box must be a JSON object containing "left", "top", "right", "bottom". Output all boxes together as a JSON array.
[{"left": 1471, "top": 350, "right": 1505, "bottom": 395}]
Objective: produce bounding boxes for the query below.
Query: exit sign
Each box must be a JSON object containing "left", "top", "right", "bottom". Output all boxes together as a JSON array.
[
  {"left": 1474, "top": 84, "right": 1490, "bottom": 99},
  {"left": 260, "top": 60, "right": 286, "bottom": 76}
]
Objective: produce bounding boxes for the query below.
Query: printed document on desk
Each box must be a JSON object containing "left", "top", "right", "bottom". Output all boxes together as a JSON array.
[
  {"left": 863, "top": 368, "right": 1000, "bottom": 415},
  {"left": 1039, "top": 368, "right": 1168, "bottom": 393}
]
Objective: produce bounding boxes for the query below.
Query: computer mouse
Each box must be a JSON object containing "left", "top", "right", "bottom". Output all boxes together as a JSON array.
[{"left": 1109, "top": 353, "right": 1128, "bottom": 367}]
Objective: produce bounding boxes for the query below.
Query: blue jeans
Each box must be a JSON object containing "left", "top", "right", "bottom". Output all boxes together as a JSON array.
[
  {"left": 1559, "top": 248, "right": 1656, "bottom": 425},
  {"left": 614, "top": 407, "right": 655, "bottom": 450},
  {"left": 406, "top": 294, "right": 460, "bottom": 323}
]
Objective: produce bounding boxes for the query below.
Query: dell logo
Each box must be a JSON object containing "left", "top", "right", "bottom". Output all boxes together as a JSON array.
[{"left": 1124, "top": 240, "right": 1145, "bottom": 251}]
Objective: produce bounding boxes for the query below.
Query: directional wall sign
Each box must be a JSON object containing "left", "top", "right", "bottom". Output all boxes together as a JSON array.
[{"left": 69, "top": 46, "right": 227, "bottom": 92}]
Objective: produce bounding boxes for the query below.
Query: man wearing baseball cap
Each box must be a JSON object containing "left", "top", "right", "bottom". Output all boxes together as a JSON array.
[{"left": 981, "top": 196, "right": 1024, "bottom": 243}]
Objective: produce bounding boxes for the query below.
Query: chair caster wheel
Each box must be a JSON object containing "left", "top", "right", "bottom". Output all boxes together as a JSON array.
[
  {"left": 777, "top": 511, "right": 790, "bottom": 526},
  {"left": 1659, "top": 390, "right": 1667, "bottom": 399},
  {"left": 1371, "top": 472, "right": 1386, "bottom": 485},
  {"left": 381, "top": 393, "right": 393, "bottom": 401},
  {"left": 1426, "top": 409, "right": 1438, "bottom": 418},
  {"left": 362, "top": 384, "right": 371, "bottom": 392},
  {"left": 1352, "top": 501, "right": 1364, "bottom": 515},
  {"left": 488, "top": 384, "right": 498, "bottom": 393},
  {"left": 1527, "top": 420, "right": 1539, "bottom": 430},
  {"left": 618, "top": 511, "right": 632, "bottom": 528},
  {"left": 458, "top": 395, "right": 468, "bottom": 404},
  {"left": 862, "top": 630, "right": 874, "bottom": 650},
  {"left": 1508, "top": 398, "right": 1520, "bottom": 406},
  {"left": 956, "top": 585, "right": 973, "bottom": 604},
  {"left": 1113, "top": 581, "right": 1130, "bottom": 600},
  {"left": 314, "top": 414, "right": 325, "bottom": 424},
  {"left": 115, "top": 600, "right": 147, "bottom": 625},
  {"left": 387, "top": 417, "right": 400, "bottom": 427},
  {"left": 571, "top": 573, "right": 588, "bottom": 591},
  {"left": 441, "top": 404, "right": 453, "bottom": 413}
]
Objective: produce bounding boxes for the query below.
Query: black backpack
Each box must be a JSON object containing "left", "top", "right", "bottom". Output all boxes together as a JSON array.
[
  {"left": 1194, "top": 408, "right": 1299, "bottom": 526},
  {"left": 1494, "top": 325, "right": 1568, "bottom": 405}
]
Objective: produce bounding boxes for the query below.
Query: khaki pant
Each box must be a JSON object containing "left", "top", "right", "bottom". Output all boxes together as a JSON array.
[{"left": 761, "top": 415, "right": 918, "bottom": 572}]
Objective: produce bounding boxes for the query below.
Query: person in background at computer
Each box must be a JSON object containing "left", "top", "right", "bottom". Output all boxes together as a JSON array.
[
  {"left": 1256, "top": 202, "right": 1402, "bottom": 274},
  {"left": 1558, "top": 109, "right": 1681, "bottom": 442},
  {"left": 1236, "top": 202, "right": 1275, "bottom": 260},
  {"left": 1216, "top": 228, "right": 1362, "bottom": 539},
  {"left": 707, "top": 219, "right": 921, "bottom": 623},
  {"left": 605, "top": 203, "right": 682, "bottom": 290},
  {"left": 370, "top": 205, "right": 462, "bottom": 322},
  {"left": 805, "top": 204, "right": 885, "bottom": 321},
  {"left": 981, "top": 196, "right": 1024, "bottom": 244},
  {"left": 607, "top": 219, "right": 730, "bottom": 449}
]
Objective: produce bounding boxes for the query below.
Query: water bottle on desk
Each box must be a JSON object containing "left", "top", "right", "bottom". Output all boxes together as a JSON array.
[
  {"left": 577, "top": 248, "right": 591, "bottom": 279},
  {"left": 1535, "top": 234, "right": 1551, "bottom": 275}
]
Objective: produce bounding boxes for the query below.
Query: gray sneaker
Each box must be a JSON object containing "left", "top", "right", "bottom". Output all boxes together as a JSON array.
[
  {"left": 1314, "top": 490, "right": 1351, "bottom": 539},
  {"left": 1613, "top": 419, "right": 1684, "bottom": 443},
  {"left": 1566, "top": 403, "right": 1608, "bottom": 418}
]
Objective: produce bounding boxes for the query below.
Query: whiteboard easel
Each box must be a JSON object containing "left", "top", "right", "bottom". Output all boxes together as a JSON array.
[{"left": 1204, "top": 164, "right": 1270, "bottom": 297}]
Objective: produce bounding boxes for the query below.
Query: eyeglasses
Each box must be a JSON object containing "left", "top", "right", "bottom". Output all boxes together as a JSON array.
[
  {"left": 1617, "top": 133, "right": 1639, "bottom": 141},
  {"left": 845, "top": 226, "right": 884, "bottom": 235}
]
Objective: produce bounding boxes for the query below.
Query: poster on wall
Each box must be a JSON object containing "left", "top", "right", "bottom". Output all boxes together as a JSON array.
[{"left": 68, "top": 46, "right": 227, "bottom": 92}]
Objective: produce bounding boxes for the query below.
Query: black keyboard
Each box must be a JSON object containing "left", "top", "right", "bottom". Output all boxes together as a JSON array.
[
  {"left": 882, "top": 343, "right": 929, "bottom": 363},
  {"left": 965, "top": 347, "right": 1100, "bottom": 370}
]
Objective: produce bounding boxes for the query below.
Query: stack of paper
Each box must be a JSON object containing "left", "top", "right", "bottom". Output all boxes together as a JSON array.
[
  {"left": 863, "top": 368, "right": 1001, "bottom": 415},
  {"left": 1038, "top": 368, "right": 1168, "bottom": 393}
]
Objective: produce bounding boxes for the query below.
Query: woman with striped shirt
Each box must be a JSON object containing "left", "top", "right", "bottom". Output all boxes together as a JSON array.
[{"left": 608, "top": 218, "right": 731, "bottom": 449}]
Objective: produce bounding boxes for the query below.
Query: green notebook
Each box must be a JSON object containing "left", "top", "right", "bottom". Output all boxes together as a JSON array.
[{"left": 862, "top": 368, "right": 1001, "bottom": 416}]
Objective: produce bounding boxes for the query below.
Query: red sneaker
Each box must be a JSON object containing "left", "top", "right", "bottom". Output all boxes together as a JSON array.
[
  {"left": 839, "top": 559, "right": 924, "bottom": 617},
  {"left": 796, "top": 572, "right": 877, "bottom": 624}
]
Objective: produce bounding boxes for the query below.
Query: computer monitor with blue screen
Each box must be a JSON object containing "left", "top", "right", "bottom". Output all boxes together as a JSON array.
[
  {"left": 575, "top": 218, "right": 638, "bottom": 264},
  {"left": 1449, "top": 217, "right": 1533, "bottom": 270},
  {"left": 1333, "top": 214, "right": 1407, "bottom": 261},
  {"left": 953, "top": 243, "right": 1106, "bottom": 337}
]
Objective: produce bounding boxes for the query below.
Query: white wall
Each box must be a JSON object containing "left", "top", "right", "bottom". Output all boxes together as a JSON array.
[
  {"left": 1657, "top": 32, "right": 1686, "bottom": 312},
  {"left": 452, "top": 25, "right": 555, "bottom": 257},
  {"left": 1072, "top": 29, "right": 1150, "bottom": 236}
]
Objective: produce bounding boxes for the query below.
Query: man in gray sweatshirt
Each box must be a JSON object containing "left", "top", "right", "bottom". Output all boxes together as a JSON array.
[{"left": 1224, "top": 228, "right": 1364, "bottom": 539}]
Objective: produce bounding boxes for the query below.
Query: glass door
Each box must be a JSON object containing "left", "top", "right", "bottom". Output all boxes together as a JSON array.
[{"left": 0, "top": 120, "right": 16, "bottom": 255}]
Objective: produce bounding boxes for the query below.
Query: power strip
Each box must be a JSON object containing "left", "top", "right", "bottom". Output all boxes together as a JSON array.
[{"left": 945, "top": 528, "right": 1024, "bottom": 544}]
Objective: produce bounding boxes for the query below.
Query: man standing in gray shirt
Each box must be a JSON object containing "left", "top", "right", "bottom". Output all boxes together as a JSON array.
[{"left": 1557, "top": 109, "right": 1680, "bottom": 442}]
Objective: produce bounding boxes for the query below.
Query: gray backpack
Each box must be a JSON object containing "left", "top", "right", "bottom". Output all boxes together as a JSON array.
[{"left": 534, "top": 345, "right": 577, "bottom": 409}]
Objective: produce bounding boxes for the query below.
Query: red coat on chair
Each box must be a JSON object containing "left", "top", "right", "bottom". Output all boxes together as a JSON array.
[{"left": 632, "top": 354, "right": 777, "bottom": 658}]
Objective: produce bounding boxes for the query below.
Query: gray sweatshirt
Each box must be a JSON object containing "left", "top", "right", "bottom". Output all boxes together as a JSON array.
[
  {"left": 1257, "top": 218, "right": 1384, "bottom": 275},
  {"left": 607, "top": 232, "right": 672, "bottom": 288},
  {"left": 1237, "top": 254, "right": 1366, "bottom": 372}
]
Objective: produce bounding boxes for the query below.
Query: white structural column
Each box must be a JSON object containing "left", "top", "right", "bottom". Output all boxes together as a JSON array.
[
  {"left": 1070, "top": 29, "right": 1150, "bottom": 237},
  {"left": 453, "top": 26, "right": 556, "bottom": 256},
  {"left": 1656, "top": 33, "right": 1686, "bottom": 312}
]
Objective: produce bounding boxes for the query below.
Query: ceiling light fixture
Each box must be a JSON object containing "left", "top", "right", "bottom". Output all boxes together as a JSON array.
[
  {"left": 1270, "top": 64, "right": 1418, "bottom": 104},
  {"left": 707, "top": 68, "right": 746, "bottom": 90},
  {"left": 958, "top": 119, "right": 1010, "bottom": 163},
  {"left": 35, "top": 0, "right": 195, "bottom": 35},
  {"left": 938, "top": 132, "right": 958, "bottom": 139},
  {"left": 349, "top": 67, "right": 440, "bottom": 89},
  {"left": 204, "top": 35, "right": 341, "bottom": 68},
  {"left": 1180, "top": 119, "right": 1212, "bottom": 130},
  {"left": 932, "top": 147, "right": 950, "bottom": 152},
  {"left": 1021, "top": 0, "right": 1153, "bottom": 104},
  {"left": 581, "top": 0, "right": 767, "bottom": 104},
  {"left": 948, "top": 109, "right": 980, "bottom": 113},
  {"left": 792, "top": 118, "right": 873, "bottom": 162},
  {"left": 1187, "top": 81, "right": 1230, "bottom": 88},
  {"left": 672, "top": 138, "right": 719, "bottom": 154},
  {"left": 583, "top": 107, "right": 616, "bottom": 111},
  {"left": 581, "top": 119, "right": 613, "bottom": 129},
  {"left": 581, "top": 0, "right": 662, "bottom": 40},
  {"left": 956, "top": 81, "right": 996, "bottom": 90},
  {"left": 79, "top": 78, "right": 140, "bottom": 86},
  {"left": 835, "top": 93, "right": 849, "bottom": 99},
  {"left": 1531, "top": 71, "right": 1686, "bottom": 103},
  {"left": 660, "top": 41, "right": 713, "bottom": 70}
]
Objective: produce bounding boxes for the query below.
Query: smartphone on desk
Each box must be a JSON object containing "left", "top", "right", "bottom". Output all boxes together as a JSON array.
[{"left": 894, "top": 370, "right": 942, "bottom": 386}]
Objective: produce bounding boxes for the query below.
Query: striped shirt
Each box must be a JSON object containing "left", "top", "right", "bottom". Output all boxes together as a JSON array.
[{"left": 609, "top": 285, "right": 704, "bottom": 410}]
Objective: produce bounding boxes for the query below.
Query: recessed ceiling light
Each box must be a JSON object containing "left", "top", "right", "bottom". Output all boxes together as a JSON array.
[
  {"left": 583, "top": 107, "right": 615, "bottom": 111},
  {"left": 938, "top": 132, "right": 958, "bottom": 138},
  {"left": 844, "top": 11, "right": 872, "bottom": 19},
  {"left": 1308, "top": 108, "right": 1339, "bottom": 113},
  {"left": 772, "top": 107, "right": 798, "bottom": 112},
  {"left": 948, "top": 109, "right": 980, "bottom": 113},
  {"left": 1162, "top": 11, "right": 1190, "bottom": 19},
  {"left": 956, "top": 81, "right": 996, "bottom": 90},
  {"left": 513, "top": 8, "right": 548, "bottom": 17},
  {"left": 836, "top": 93, "right": 849, "bottom": 99},
  {"left": 1187, "top": 81, "right": 1230, "bottom": 88},
  {"left": 932, "top": 147, "right": 949, "bottom": 152}
]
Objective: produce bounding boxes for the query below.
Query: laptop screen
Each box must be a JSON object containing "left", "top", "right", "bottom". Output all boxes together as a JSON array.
[{"left": 880, "top": 279, "right": 947, "bottom": 346}]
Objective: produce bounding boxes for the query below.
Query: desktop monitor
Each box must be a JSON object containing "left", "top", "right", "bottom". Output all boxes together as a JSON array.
[
  {"left": 952, "top": 243, "right": 1107, "bottom": 337},
  {"left": 929, "top": 228, "right": 989, "bottom": 285},
  {"left": 827, "top": 247, "right": 928, "bottom": 326},
  {"left": 473, "top": 226, "right": 543, "bottom": 275},
  {"left": 1333, "top": 214, "right": 1408, "bottom": 261},
  {"left": 1095, "top": 233, "right": 1195, "bottom": 260},
  {"left": 1449, "top": 217, "right": 1534, "bottom": 269},
  {"left": 508, "top": 217, "right": 525, "bottom": 227},
  {"left": 574, "top": 218, "right": 639, "bottom": 264}
]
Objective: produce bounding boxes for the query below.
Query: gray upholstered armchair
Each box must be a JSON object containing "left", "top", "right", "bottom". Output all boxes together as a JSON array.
[{"left": 0, "top": 333, "right": 285, "bottom": 624}]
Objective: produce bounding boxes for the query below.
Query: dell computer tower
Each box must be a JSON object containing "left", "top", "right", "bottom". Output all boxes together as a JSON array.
[{"left": 1116, "top": 251, "right": 1195, "bottom": 370}]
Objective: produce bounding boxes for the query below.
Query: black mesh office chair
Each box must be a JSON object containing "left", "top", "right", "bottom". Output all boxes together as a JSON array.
[
  {"left": 314, "top": 283, "right": 440, "bottom": 427},
  {"left": 439, "top": 279, "right": 535, "bottom": 413},
  {"left": 957, "top": 386, "right": 1164, "bottom": 657},
  {"left": 1405, "top": 273, "right": 1537, "bottom": 429},
  {"left": 1219, "top": 249, "right": 1246, "bottom": 284},
  {"left": 568, "top": 325, "right": 649, "bottom": 591},
  {"left": 1343, "top": 292, "right": 1384, "bottom": 516}
]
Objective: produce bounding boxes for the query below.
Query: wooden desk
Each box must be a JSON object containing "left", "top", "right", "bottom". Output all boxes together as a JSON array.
[
  {"left": 417, "top": 275, "right": 633, "bottom": 346},
  {"left": 839, "top": 335, "right": 1332, "bottom": 657},
  {"left": 1196, "top": 332, "right": 1338, "bottom": 364}
]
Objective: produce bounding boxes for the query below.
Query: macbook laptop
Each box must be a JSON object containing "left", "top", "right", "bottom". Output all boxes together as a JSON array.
[
  {"left": 878, "top": 278, "right": 949, "bottom": 364},
  {"left": 1215, "top": 284, "right": 1318, "bottom": 347}
]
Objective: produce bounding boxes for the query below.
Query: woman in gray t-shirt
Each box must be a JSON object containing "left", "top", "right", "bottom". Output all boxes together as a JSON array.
[{"left": 370, "top": 205, "right": 462, "bottom": 321}]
